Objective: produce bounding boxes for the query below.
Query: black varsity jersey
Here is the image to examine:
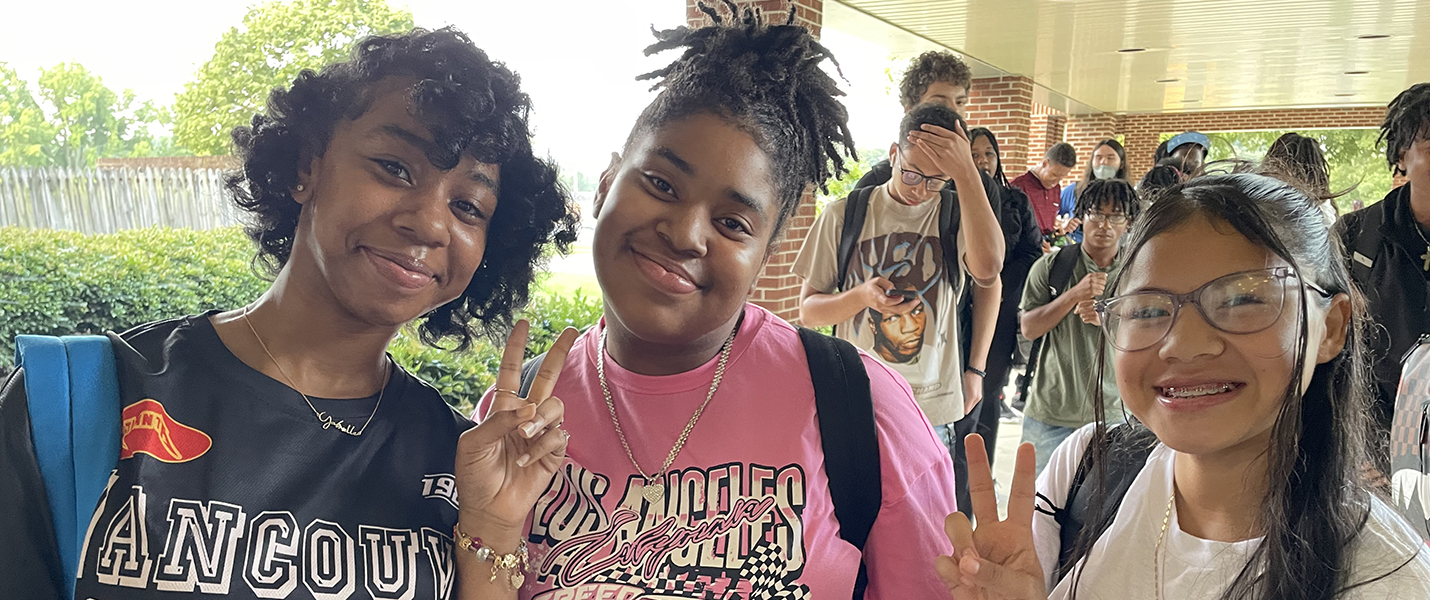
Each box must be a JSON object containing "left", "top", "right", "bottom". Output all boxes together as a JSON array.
[{"left": 18, "top": 313, "right": 475, "bottom": 599}]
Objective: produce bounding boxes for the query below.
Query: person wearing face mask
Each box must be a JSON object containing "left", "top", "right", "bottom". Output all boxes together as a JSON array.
[{"left": 1059, "top": 140, "right": 1128, "bottom": 243}]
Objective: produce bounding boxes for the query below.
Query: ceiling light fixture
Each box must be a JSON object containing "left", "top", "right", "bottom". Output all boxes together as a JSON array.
[
  {"left": 1345, "top": 70, "right": 1370, "bottom": 75},
  {"left": 1117, "top": 47, "right": 1147, "bottom": 53},
  {"left": 1356, "top": 34, "right": 1391, "bottom": 40}
]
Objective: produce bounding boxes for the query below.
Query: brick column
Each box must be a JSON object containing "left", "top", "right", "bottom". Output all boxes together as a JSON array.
[
  {"left": 687, "top": 0, "right": 822, "bottom": 35},
  {"left": 686, "top": 0, "right": 823, "bottom": 322},
  {"left": 965, "top": 76, "right": 1036, "bottom": 175}
]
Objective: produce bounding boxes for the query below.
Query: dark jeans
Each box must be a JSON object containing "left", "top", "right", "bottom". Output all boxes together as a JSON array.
[
  {"left": 973, "top": 307, "right": 1022, "bottom": 463},
  {"left": 938, "top": 410, "right": 983, "bottom": 518}
]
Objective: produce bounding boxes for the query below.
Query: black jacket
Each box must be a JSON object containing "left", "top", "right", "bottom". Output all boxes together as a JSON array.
[{"left": 1335, "top": 184, "right": 1430, "bottom": 431}]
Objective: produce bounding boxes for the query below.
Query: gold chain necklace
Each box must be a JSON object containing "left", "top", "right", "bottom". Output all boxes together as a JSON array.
[
  {"left": 1154, "top": 490, "right": 1176, "bottom": 600},
  {"left": 241, "top": 306, "right": 389, "bottom": 436},
  {"left": 597, "top": 324, "right": 738, "bottom": 503}
]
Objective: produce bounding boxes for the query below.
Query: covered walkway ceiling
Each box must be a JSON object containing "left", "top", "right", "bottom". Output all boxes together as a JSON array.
[{"left": 827, "top": 0, "right": 1429, "bottom": 115}]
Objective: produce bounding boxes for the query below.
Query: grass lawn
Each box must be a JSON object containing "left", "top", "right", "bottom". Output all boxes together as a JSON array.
[{"left": 541, "top": 272, "right": 601, "bottom": 296}]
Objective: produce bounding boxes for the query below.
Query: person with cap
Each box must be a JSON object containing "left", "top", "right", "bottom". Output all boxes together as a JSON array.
[{"left": 1164, "top": 131, "right": 1210, "bottom": 175}]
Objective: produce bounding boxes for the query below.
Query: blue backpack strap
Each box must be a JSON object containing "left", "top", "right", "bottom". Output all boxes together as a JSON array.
[
  {"left": 16, "top": 334, "right": 119, "bottom": 599},
  {"left": 62, "top": 336, "right": 121, "bottom": 557}
]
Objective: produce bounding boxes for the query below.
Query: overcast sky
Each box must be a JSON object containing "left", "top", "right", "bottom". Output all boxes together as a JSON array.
[{"left": 0, "top": 0, "right": 905, "bottom": 175}]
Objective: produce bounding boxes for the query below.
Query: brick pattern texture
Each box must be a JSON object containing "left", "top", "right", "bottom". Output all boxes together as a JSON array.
[
  {"left": 686, "top": 0, "right": 822, "bottom": 36},
  {"left": 965, "top": 76, "right": 1036, "bottom": 175}
]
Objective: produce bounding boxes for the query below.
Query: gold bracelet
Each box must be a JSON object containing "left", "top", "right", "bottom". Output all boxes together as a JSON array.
[{"left": 454, "top": 525, "right": 528, "bottom": 588}]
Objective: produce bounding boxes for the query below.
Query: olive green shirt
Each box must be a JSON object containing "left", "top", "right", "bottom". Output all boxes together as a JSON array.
[{"left": 1019, "top": 246, "right": 1123, "bottom": 428}]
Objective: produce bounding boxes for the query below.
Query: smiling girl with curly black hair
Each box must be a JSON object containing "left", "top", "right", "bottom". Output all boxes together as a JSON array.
[{"left": 1, "top": 27, "right": 580, "bottom": 600}]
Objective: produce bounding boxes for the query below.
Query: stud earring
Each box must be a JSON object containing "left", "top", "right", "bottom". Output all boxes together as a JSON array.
[{"left": 295, "top": 184, "right": 305, "bottom": 192}]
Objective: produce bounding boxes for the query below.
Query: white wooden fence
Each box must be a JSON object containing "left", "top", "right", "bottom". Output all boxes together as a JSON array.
[{"left": 0, "top": 167, "right": 242, "bottom": 233}]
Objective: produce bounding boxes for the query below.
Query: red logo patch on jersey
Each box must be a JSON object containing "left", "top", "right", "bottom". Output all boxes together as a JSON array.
[{"left": 120, "top": 399, "right": 212, "bottom": 463}]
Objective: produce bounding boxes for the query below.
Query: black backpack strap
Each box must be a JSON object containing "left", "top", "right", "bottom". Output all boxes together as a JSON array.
[
  {"left": 1048, "top": 424, "right": 1157, "bottom": 580},
  {"left": 1015, "top": 243, "right": 1083, "bottom": 401},
  {"left": 798, "top": 327, "right": 880, "bottom": 600},
  {"left": 835, "top": 187, "right": 875, "bottom": 294},
  {"left": 516, "top": 352, "right": 547, "bottom": 397},
  {"left": 938, "top": 187, "right": 962, "bottom": 298},
  {"left": 1349, "top": 203, "right": 1385, "bottom": 284}
]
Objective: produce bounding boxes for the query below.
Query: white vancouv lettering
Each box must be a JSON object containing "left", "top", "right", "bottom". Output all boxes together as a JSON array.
[
  {"left": 304, "top": 519, "right": 357, "bottom": 600},
  {"left": 152, "top": 499, "right": 248, "bottom": 593},
  {"left": 421, "top": 528, "right": 456, "bottom": 600},
  {"left": 360, "top": 525, "right": 420, "bottom": 600},
  {"left": 244, "top": 511, "right": 301, "bottom": 598},
  {"left": 95, "top": 485, "right": 153, "bottom": 588}
]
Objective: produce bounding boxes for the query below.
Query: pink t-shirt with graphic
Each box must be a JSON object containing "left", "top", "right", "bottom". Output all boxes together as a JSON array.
[{"left": 480, "top": 304, "right": 957, "bottom": 600}]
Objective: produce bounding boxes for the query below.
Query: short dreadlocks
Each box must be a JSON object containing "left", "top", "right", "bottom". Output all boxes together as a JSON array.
[
  {"left": 1379, "top": 83, "right": 1430, "bottom": 175},
  {"left": 626, "top": 1, "right": 856, "bottom": 239}
]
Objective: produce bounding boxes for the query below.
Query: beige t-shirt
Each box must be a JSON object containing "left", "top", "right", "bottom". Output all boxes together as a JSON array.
[{"left": 793, "top": 184, "right": 967, "bottom": 427}]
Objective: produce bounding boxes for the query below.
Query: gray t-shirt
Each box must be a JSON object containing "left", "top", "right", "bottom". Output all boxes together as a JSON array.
[
  {"left": 793, "top": 184, "right": 966, "bottom": 427},
  {"left": 1020, "top": 245, "right": 1123, "bottom": 428}
]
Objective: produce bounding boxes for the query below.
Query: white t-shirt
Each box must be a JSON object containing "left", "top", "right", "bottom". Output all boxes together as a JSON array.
[
  {"left": 793, "top": 184, "right": 967, "bottom": 426},
  {"left": 1034, "top": 424, "right": 1430, "bottom": 599}
]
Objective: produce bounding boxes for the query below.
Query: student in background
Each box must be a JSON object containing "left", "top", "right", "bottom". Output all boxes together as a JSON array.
[
  {"left": 1017, "top": 179, "right": 1139, "bottom": 473},
  {"left": 1059, "top": 139, "right": 1127, "bottom": 243},
  {"left": 1013, "top": 143, "right": 1078, "bottom": 237}
]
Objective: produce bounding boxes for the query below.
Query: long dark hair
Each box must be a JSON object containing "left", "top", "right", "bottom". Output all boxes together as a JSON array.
[
  {"left": 1073, "top": 174, "right": 1411, "bottom": 599},
  {"left": 1075, "top": 139, "right": 1128, "bottom": 197},
  {"left": 968, "top": 127, "right": 1008, "bottom": 187}
]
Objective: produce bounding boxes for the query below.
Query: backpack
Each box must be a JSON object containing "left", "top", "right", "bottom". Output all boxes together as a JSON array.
[
  {"left": 1390, "top": 334, "right": 1430, "bottom": 543},
  {"left": 1036, "top": 423, "right": 1158, "bottom": 580},
  {"left": 14, "top": 335, "right": 122, "bottom": 600},
  {"left": 519, "top": 328, "right": 883, "bottom": 599},
  {"left": 1014, "top": 243, "right": 1083, "bottom": 404},
  {"left": 835, "top": 185, "right": 963, "bottom": 295}
]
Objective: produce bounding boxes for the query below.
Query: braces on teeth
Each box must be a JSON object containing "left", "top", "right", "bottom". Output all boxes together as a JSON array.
[{"left": 1164, "top": 383, "right": 1235, "bottom": 398}]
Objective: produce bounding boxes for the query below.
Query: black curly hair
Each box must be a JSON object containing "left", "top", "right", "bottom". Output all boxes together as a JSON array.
[
  {"left": 898, "top": 51, "right": 972, "bottom": 111},
  {"left": 226, "top": 27, "right": 579, "bottom": 349},
  {"left": 626, "top": 1, "right": 856, "bottom": 240},
  {"left": 1378, "top": 82, "right": 1430, "bottom": 175}
]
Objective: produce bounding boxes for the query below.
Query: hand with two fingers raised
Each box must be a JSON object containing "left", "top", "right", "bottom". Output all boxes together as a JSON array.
[{"left": 936, "top": 435, "right": 1048, "bottom": 600}]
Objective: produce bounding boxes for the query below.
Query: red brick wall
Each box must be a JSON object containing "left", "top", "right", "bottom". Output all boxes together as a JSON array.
[
  {"left": 1064, "top": 113, "right": 1124, "bottom": 187},
  {"left": 965, "top": 76, "right": 1036, "bottom": 175},
  {"left": 686, "top": 0, "right": 822, "bottom": 36},
  {"left": 685, "top": 0, "right": 823, "bottom": 322}
]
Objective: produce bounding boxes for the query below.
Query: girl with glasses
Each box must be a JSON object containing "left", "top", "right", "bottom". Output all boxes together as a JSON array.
[{"left": 934, "top": 174, "right": 1430, "bottom": 599}]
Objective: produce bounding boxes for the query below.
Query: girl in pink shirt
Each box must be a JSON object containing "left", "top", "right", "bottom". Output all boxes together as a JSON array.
[{"left": 457, "top": 5, "right": 960, "bottom": 599}]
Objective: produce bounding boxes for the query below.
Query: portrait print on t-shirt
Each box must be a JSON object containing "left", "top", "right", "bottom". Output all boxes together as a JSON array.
[
  {"left": 527, "top": 461, "right": 812, "bottom": 599},
  {"left": 855, "top": 232, "right": 943, "bottom": 365}
]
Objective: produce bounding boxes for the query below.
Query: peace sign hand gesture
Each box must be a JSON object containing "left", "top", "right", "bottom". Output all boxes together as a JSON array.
[
  {"left": 937, "top": 434, "right": 1048, "bottom": 600},
  {"left": 455, "top": 320, "right": 578, "bottom": 534}
]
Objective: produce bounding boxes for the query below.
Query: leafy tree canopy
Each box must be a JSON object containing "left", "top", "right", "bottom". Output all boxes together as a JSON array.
[{"left": 172, "top": 0, "right": 414, "bottom": 156}]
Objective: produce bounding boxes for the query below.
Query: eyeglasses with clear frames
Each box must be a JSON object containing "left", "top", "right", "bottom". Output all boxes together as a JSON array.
[
  {"left": 899, "top": 168, "right": 950, "bottom": 192},
  {"left": 1083, "top": 212, "right": 1130, "bottom": 226},
  {"left": 1094, "top": 267, "right": 1334, "bottom": 352}
]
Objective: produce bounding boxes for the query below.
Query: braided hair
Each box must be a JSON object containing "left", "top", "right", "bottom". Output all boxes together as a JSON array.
[
  {"left": 627, "top": 0, "right": 856, "bottom": 239},
  {"left": 1378, "top": 83, "right": 1430, "bottom": 175}
]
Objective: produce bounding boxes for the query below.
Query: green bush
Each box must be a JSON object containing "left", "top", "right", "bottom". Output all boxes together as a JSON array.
[{"left": 0, "top": 226, "right": 604, "bottom": 413}]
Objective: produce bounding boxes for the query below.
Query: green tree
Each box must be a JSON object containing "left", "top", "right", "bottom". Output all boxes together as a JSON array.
[
  {"left": 0, "top": 63, "right": 57, "bottom": 166},
  {"left": 1162, "top": 129, "right": 1393, "bottom": 213},
  {"left": 173, "top": 0, "right": 414, "bottom": 156}
]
